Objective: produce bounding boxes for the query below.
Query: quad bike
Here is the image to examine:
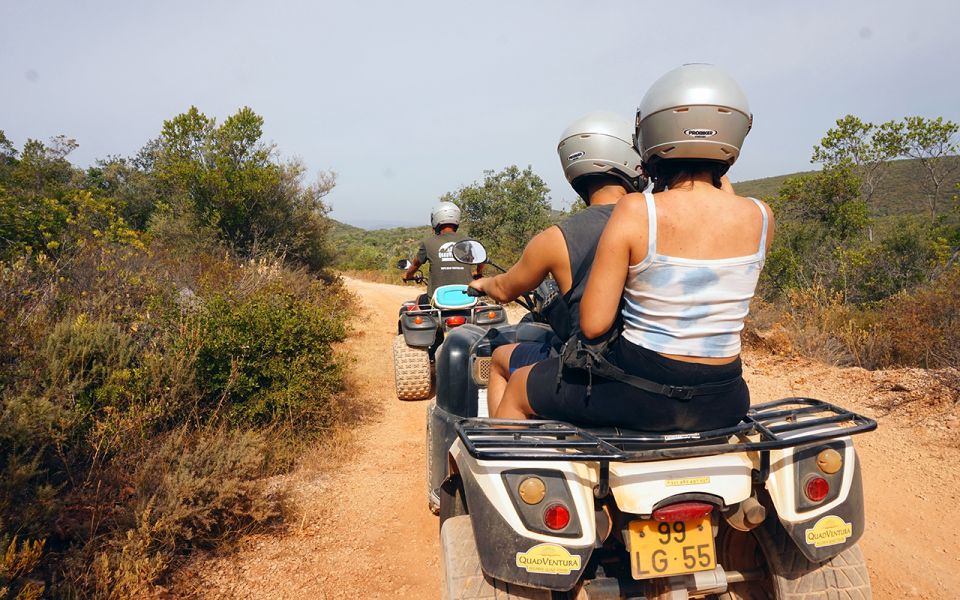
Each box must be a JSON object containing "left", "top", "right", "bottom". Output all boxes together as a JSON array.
[
  {"left": 426, "top": 240, "right": 877, "bottom": 599},
  {"left": 393, "top": 255, "right": 508, "bottom": 401}
]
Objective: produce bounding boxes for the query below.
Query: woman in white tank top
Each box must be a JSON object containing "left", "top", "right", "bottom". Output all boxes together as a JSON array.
[{"left": 496, "top": 64, "right": 775, "bottom": 432}]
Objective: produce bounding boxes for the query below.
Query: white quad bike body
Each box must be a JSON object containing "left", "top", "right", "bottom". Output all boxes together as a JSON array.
[{"left": 428, "top": 322, "right": 875, "bottom": 599}]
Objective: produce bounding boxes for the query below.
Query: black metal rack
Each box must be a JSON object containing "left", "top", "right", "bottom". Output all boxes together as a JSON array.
[{"left": 455, "top": 397, "right": 876, "bottom": 463}]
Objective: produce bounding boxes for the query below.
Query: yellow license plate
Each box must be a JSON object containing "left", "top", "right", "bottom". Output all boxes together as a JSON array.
[{"left": 627, "top": 516, "right": 716, "bottom": 580}]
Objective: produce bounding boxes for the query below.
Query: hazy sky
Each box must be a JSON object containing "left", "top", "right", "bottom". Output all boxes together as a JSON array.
[{"left": 2, "top": 1, "right": 959, "bottom": 227}]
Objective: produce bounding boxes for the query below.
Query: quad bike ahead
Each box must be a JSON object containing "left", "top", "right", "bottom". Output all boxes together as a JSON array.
[
  {"left": 392, "top": 253, "right": 508, "bottom": 401},
  {"left": 427, "top": 240, "right": 877, "bottom": 599}
]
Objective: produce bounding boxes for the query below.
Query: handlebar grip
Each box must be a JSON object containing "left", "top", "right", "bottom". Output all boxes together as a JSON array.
[{"left": 465, "top": 287, "right": 483, "bottom": 297}]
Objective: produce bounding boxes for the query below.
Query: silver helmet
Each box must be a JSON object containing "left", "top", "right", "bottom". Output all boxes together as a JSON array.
[
  {"left": 430, "top": 201, "right": 461, "bottom": 230},
  {"left": 636, "top": 63, "right": 752, "bottom": 166},
  {"left": 557, "top": 111, "right": 645, "bottom": 201}
]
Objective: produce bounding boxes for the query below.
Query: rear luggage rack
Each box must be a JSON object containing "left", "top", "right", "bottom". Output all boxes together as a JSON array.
[{"left": 456, "top": 397, "right": 876, "bottom": 463}]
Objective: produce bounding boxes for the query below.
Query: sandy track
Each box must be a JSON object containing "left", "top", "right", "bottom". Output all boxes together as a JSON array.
[{"left": 180, "top": 277, "right": 959, "bottom": 600}]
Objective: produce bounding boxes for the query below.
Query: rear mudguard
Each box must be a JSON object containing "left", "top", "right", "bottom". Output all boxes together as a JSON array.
[
  {"left": 400, "top": 309, "right": 441, "bottom": 348},
  {"left": 765, "top": 435, "right": 865, "bottom": 562},
  {"left": 449, "top": 442, "right": 597, "bottom": 592}
]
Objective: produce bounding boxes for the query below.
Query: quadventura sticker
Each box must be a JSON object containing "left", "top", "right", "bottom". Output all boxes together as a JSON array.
[
  {"left": 515, "top": 544, "right": 582, "bottom": 575},
  {"left": 665, "top": 476, "right": 710, "bottom": 487},
  {"left": 804, "top": 515, "right": 853, "bottom": 548}
]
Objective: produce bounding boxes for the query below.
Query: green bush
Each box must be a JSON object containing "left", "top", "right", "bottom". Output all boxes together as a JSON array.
[{"left": 194, "top": 280, "right": 348, "bottom": 429}]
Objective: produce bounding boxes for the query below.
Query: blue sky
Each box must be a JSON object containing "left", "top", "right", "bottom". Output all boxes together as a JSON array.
[{"left": 2, "top": 0, "right": 958, "bottom": 227}]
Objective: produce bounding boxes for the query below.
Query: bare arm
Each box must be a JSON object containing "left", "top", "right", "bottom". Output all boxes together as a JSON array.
[
  {"left": 468, "top": 227, "right": 563, "bottom": 303},
  {"left": 404, "top": 257, "right": 423, "bottom": 281},
  {"left": 580, "top": 195, "right": 648, "bottom": 339}
]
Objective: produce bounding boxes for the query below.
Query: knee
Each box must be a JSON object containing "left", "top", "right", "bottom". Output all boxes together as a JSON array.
[{"left": 492, "top": 344, "right": 517, "bottom": 376}]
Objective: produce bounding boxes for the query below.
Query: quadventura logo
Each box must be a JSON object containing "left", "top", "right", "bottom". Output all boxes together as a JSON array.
[
  {"left": 665, "top": 476, "right": 710, "bottom": 487},
  {"left": 804, "top": 515, "right": 853, "bottom": 548},
  {"left": 515, "top": 544, "right": 582, "bottom": 575}
]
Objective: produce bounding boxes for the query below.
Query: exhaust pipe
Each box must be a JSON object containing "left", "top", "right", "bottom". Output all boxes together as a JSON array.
[{"left": 723, "top": 496, "right": 766, "bottom": 531}]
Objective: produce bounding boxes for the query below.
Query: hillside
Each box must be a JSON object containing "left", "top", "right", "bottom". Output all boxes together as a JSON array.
[
  {"left": 734, "top": 156, "right": 960, "bottom": 215},
  {"left": 330, "top": 219, "right": 433, "bottom": 269}
]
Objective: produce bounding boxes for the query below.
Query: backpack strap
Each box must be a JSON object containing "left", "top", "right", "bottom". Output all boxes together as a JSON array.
[{"left": 559, "top": 338, "right": 742, "bottom": 400}]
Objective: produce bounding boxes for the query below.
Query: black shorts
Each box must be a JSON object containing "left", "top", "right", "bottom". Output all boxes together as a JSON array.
[{"left": 526, "top": 338, "right": 749, "bottom": 432}]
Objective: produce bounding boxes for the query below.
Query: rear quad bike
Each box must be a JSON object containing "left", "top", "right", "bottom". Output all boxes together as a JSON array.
[
  {"left": 393, "top": 255, "right": 508, "bottom": 401},
  {"left": 426, "top": 240, "right": 877, "bottom": 599}
]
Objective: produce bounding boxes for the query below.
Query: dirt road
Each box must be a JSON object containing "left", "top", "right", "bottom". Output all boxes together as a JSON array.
[{"left": 182, "top": 277, "right": 959, "bottom": 599}]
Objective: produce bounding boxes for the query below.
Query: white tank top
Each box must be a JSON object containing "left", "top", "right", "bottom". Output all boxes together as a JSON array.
[{"left": 620, "top": 192, "right": 768, "bottom": 358}]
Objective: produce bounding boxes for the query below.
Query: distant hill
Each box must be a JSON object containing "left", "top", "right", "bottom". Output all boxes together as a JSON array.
[
  {"left": 734, "top": 156, "right": 960, "bottom": 216},
  {"left": 332, "top": 156, "right": 959, "bottom": 269},
  {"left": 330, "top": 219, "right": 433, "bottom": 269}
]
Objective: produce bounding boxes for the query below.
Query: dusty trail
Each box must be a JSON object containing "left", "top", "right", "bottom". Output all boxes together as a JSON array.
[{"left": 182, "top": 278, "right": 959, "bottom": 600}]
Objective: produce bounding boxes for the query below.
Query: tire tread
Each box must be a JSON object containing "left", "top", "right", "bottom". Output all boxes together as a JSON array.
[{"left": 393, "top": 334, "right": 433, "bottom": 400}]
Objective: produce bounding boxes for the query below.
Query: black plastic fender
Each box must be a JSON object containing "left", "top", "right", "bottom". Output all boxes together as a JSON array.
[
  {"left": 435, "top": 325, "right": 486, "bottom": 417},
  {"left": 777, "top": 454, "right": 866, "bottom": 562},
  {"left": 457, "top": 464, "right": 592, "bottom": 592}
]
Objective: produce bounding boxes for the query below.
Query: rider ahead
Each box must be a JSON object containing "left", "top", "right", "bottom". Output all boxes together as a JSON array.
[{"left": 404, "top": 202, "right": 476, "bottom": 302}]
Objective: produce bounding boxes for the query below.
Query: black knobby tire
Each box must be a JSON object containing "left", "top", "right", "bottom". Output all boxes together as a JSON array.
[
  {"left": 393, "top": 334, "right": 434, "bottom": 400},
  {"left": 440, "top": 515, "right": 552, "bottom": 600},
  {"left": 716, "top": 516, "right": 872, "bottom": 600},
  {"left": 439, "top": 476, "right": 468, "bottom": 531}
]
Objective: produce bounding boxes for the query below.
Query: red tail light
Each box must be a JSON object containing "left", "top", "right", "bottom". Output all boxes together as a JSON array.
[
  {"left": 543, "top": 503, "right": 570, "bottom": 530},
  {"left": 413, "top": 316, "right": 423, "bottom": 325},
  {"left": 445, "top": 316, "right": 467, "bottom": 327},
  {"left": 652, "top": 502, "right": 713, "bottom": 522},
  {"left": 805, "top": 476, "right": 830, "bottom": 502}
]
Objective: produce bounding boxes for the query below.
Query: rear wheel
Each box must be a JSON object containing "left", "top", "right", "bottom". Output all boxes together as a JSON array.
[
  {"left": 393, "top": 334, "right": 434, "bottom": 400},
  {"left": 715, "top": 517, "right": 871, "bottom": 599},
  {"left": 440, "top": 515, "right": 552, "bottom": 600}
]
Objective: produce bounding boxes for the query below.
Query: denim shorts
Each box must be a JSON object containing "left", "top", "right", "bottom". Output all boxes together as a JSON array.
[{"left": 508, "top": 341, "right": 555, "bottom": 374}]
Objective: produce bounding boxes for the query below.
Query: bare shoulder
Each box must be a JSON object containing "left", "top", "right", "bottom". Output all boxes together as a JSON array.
[
  {"left": 610, "top": 192, "right": 650, "bottom": 222},
  {"left": 529, "top": 224, "right": 564, "bottom": 249}
]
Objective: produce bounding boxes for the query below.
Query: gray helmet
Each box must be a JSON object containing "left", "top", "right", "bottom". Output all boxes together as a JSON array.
[
  {"left": 430, "top": 201, "right": 461, "bottom": 230},
  {"left": 557, "top": 111, "right": 645, "bottom": 201},
  {"left": 636, "top": 63, "right": 752, "bottom": 166}
]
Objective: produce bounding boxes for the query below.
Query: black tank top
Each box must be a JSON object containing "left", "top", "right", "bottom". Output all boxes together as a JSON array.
[{"left": 556, "top": 204, "right": 615, "bottom": 337}]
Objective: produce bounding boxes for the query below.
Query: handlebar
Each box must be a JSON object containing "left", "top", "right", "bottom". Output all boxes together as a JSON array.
[{"left": 464, "top": 287, "right": 483, "bottom": 297}]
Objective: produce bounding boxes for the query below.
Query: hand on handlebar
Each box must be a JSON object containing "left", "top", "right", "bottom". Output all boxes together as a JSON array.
[{"left": 467, "top": 279, "right": 486, "bottom": 297}]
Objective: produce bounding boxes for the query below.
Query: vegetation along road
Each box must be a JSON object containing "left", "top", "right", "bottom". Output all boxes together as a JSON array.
[{"left": 179, "top": 277, "right": 960, "bottom": 600}]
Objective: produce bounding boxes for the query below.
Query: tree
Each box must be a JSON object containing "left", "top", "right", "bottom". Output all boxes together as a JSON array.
[
  {"left": 901, "top": 116, "right": 959, "bottom": 218},
  {"left": 442, "top": 165, "right": 551, "bottom": 264},
  {"left": 151, "top": 106, "right": 335, "bottom": 270},
  {"left": 774, "top": 165, "right": 867, "bottom": 241},
  {"left": 812, "top": 115, "right": 903, "bottom": 240}
]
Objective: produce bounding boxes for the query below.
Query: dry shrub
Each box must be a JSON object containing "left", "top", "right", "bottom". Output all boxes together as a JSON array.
[
  {"left": 859, "top": 269, "right": 960, "bottom": 369},
  {"left": 1, "top": 239, "right": 352, "bottom": 598},
  {"left": 780, "top": 286, "right": 860, "bottom": 366},
  {"left": 61, "top": 427, "right": 280, "bottom": 598},
  {"left": 0, "top": 536, "right": 45, "bottom": 600}
]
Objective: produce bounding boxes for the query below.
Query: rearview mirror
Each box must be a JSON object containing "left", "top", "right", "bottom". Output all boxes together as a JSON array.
[
  {"left": 452, "top": 240, "right": 487, "bottom": 265},
  {"left": 396, "top": 259, "right": 412, "bottom": 270}
]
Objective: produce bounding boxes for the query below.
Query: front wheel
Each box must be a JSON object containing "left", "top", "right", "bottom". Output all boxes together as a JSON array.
[
  {"left": 716, "top": 517, "right": 871, "bottom": 599},
  {"left": 440, "top": 516, "right": 552, "bottom": 600}
]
